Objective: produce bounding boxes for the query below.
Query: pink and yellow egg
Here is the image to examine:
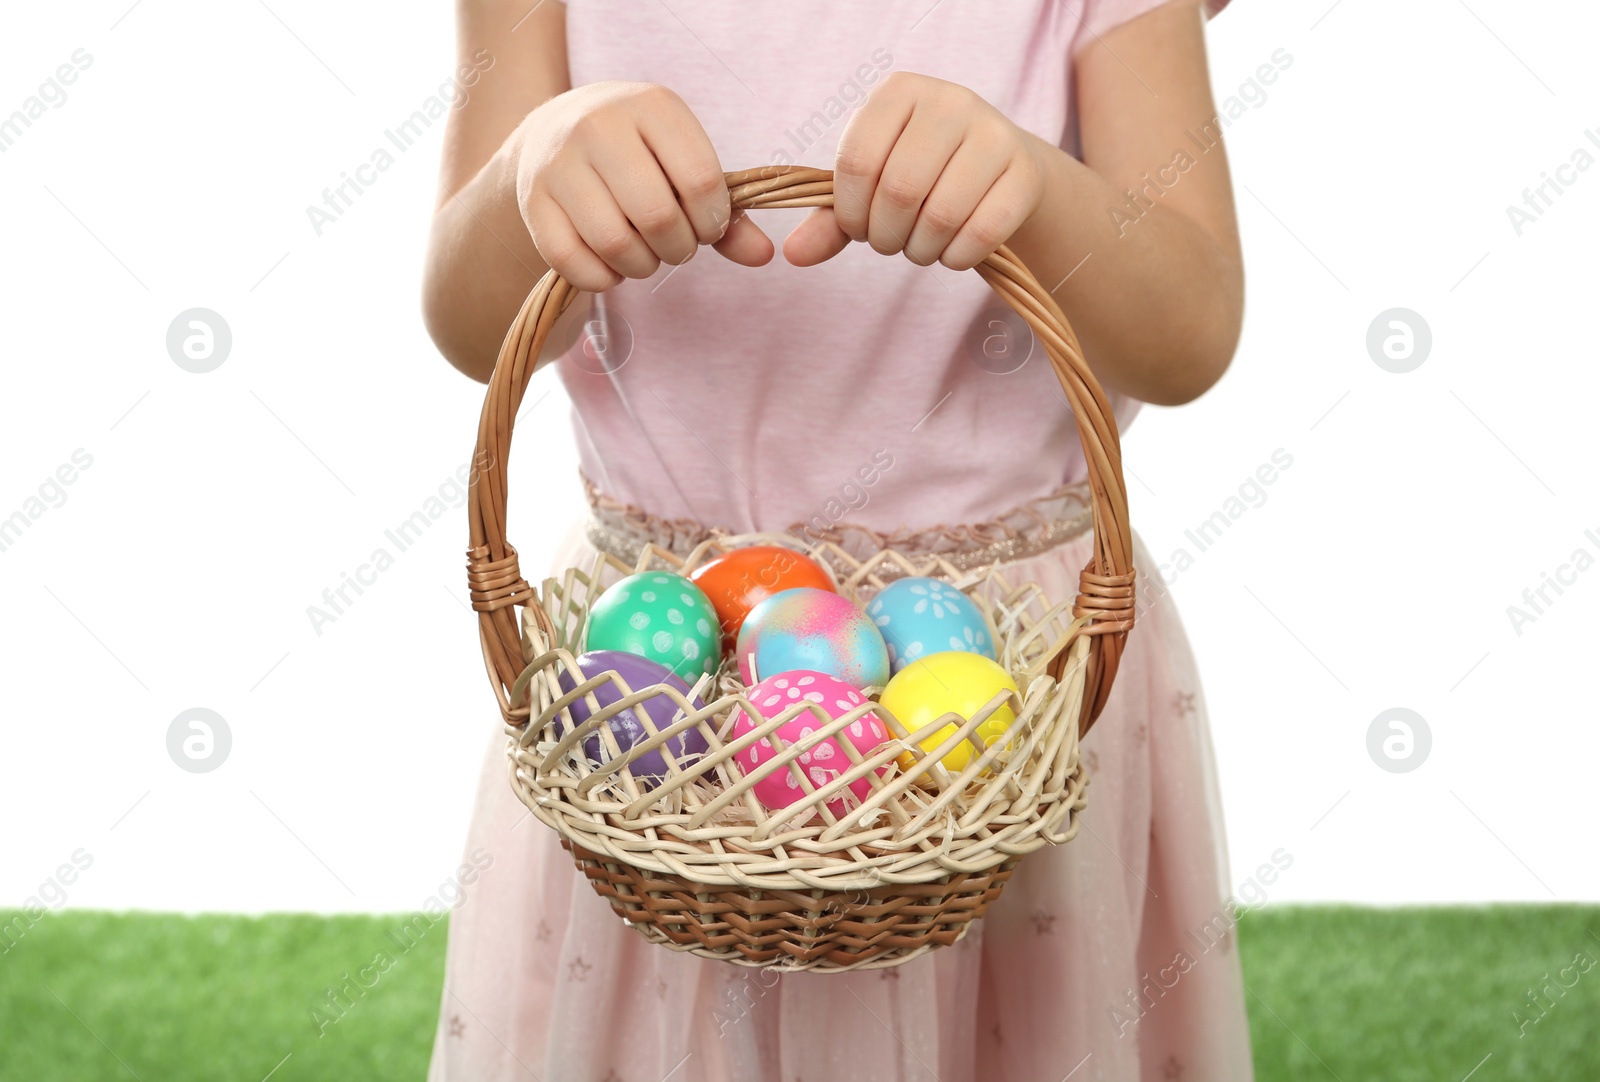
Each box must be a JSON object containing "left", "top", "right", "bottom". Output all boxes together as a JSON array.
[{"left": 735, "top": 587, "right": 890, "bottom": 689}]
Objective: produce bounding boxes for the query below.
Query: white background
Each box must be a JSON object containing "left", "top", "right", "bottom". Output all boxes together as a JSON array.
[{"left": 1, "top": 0, "right": 1595, "bottom": 914}]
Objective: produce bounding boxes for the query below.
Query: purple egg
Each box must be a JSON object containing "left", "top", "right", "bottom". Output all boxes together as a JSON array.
[{"left": 555, "top": 650, "right": 708, "bottom": 787}]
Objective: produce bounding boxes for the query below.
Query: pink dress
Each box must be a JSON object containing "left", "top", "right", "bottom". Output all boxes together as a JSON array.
[{"left": 430, "top": 2, "right": 1252, "bottom": 1080}]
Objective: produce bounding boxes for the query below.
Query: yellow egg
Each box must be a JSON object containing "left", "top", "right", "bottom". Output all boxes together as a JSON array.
[{"left": 880, "top": 651, "right": 1020, "bottom": 774}]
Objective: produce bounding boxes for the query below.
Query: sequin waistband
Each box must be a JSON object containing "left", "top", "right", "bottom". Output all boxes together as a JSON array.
[{"left": 582, "top": 475, "right": 1095, "bottom": 574}]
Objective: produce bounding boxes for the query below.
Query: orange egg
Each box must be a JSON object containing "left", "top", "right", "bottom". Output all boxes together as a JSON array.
[{"left": 688, "top": 545, "right": 836, "bottom": 647}]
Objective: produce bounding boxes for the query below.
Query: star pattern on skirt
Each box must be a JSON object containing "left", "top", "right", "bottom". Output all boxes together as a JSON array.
[
  {"left": 1134, "top": 723, "right": 1148, "bottom": 745},
  {"left": 535, "top": 919, "right": 552, "bottom": 942},
  {"left": 1031, "top": 910, "right": 1056, "bottom": 935},
  {"left": 447, "top": 1014, "right": 465, "bottom": 1038},
  {"left": 656, "top": 977, "right": 669, "bottom": 1000},
  {"left": 1163, "top": 1054, "right": 1185, "bottom": 1080},
  {"left": 880, "top": 966, "right": 900, "bottom": 981},
  {"left": 568, "top": 955, "right": 592, "bottom": 982},
  {"left": 1173, "top": 690, "right": 1197, "bottom": 716}
]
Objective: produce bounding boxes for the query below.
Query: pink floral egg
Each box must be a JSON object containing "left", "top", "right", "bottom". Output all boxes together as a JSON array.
[{"left": 728, "top": 670, "right": 890, "bottom": 819}]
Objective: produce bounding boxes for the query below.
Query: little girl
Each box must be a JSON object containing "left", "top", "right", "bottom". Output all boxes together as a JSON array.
[{"left": 423, "top": 1, "right": 1250, "bottom": 1079}]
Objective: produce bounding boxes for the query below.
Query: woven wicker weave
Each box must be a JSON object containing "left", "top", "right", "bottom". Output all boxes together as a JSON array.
[{"left": 465, "top": 167, "right": 1135, "bottom": 971}]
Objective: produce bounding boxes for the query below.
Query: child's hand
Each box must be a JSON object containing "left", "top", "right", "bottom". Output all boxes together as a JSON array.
[
  {"left": 513, "top": 82, "right": 773, "bottom": 292},
  {"left": 785, "top": 73, "right": 1046, "bottom": 272}
]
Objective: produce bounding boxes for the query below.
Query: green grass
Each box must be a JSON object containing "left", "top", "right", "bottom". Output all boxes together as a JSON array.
[
  {"left": 1237, "top": 906, "right": 1600, "bottom": 1081},
  {"left": 1, "top": 906, "right": 1596, "bottom": 1080},
  {"left": 0, "top": 910, "right": 448, "bottom": 1081}
]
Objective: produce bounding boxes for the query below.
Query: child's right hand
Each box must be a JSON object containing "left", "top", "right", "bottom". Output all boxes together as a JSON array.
[{"left": 511, "top": 82, "right": 773, "bottom": 292}]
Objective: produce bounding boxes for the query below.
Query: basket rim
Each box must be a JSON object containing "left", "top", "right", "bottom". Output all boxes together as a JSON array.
[{"left": 507, "top": 536, "right": 1093, "bottom": 892}]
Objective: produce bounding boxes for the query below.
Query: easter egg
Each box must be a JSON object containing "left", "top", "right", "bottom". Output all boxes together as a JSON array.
[
  {"left": 728, "top": 670, "right": 889, "bottom": 817},
  {"left": 688, "top": 545, "right": 836, "bottom": 647},
  {"left": 880, "top": 652, "right": 1019, "bottom": 774},
  {"left": 585, "top": 572, "right": 720, "bottom": 682},
  {"left": 865, "top": 576, "right": 995, "bottom": 674},
  {"left": 556, "top": 651, "right": 708, "bottom": 787},
  {"left": 736, "top": 587, "right": 890, "bottom": 689}
]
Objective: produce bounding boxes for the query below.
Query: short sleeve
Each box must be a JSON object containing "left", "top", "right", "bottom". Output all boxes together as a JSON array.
[{"left": 1076, "top": 0, "right": 1229, "bottom": 45}]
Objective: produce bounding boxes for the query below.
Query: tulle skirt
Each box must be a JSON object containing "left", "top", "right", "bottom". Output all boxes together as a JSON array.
[{"left": 428, "top": 490, "right": 1254, "bottom": 1082}]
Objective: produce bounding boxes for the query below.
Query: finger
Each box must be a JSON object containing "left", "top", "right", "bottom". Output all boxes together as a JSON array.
[
  {"left": 714, "top": 210, "right": 776, "bottom": 267},
  {"left": 592, "top": 134, "right": 699, "bottom": 268},
  {"left": 638, "top": 89, "right": 734, "bottom": 245},
  {"left": 867, "top": 109, "right": 966, "bottom": 257},
  {"left": 781, "top": 207, "right": 850, "bottom": 268},
  {"left": 941, "top": 163, "right": 1036, "bottom": 272},
  {"left": 832, "top": 82, "right": 915, "bottom": 241},
  {"left": 560, "top": 167, "right": 661, "bottom": 280},
  {"left": 903, "top": 137, "right": 1008, "bottom": 267},
  {"left": 527, "top": 200, "right": 622, "bottom": 293}
]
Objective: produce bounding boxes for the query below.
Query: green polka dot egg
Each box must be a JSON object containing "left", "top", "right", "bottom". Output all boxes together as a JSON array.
[{"left": 584, "top": 572, "right": 721, "bottom": 682}]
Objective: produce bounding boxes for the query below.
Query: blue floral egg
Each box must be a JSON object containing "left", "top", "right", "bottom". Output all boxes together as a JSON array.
[{"left": 865, "top": 577, "right": 995, "bottom": 674}]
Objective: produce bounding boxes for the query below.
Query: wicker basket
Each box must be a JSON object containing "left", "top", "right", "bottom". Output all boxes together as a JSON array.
[{"left": 465, "top": 167, "right": 1135, "bottom": 972}]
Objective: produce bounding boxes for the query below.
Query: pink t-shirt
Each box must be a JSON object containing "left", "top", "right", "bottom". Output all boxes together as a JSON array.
[{"left": 558, "top": 0, "right": 1196, "bottom": 534}]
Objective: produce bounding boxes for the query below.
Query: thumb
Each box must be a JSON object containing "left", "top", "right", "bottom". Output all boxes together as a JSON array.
[
  {"left": 782, "top": 207, "right": 851, "bottom": 268},
  {"left": 712, "top": 209, "right": 775, "bottom": 268}
]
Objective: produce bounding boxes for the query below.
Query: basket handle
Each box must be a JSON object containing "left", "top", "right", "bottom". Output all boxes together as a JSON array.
[{"left": 466, "top": 166, "right": 1135, "bottom": 736}]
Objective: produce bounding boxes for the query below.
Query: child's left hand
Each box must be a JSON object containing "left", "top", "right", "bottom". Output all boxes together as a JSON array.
[{"left": 783, "top": 72, "right": 1046, "bottom": 272}]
